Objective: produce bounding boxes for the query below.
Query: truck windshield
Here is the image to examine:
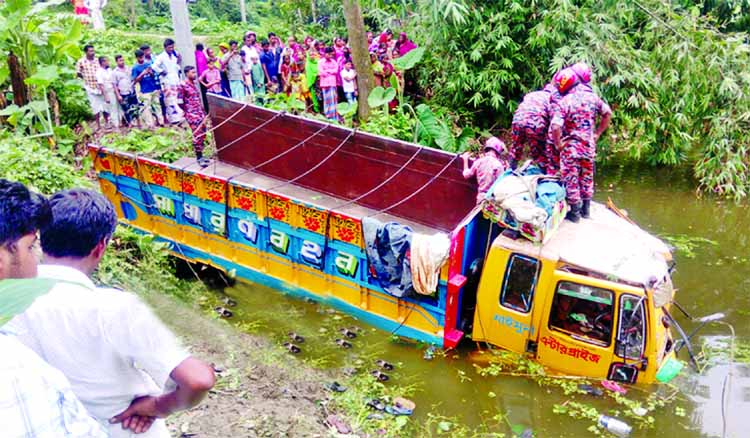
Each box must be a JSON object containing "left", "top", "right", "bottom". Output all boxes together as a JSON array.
[
  {"left": 616, "top": 295, "right": 646, "bottom": 359},
  {"left": 500, "top": 254, "right": 539, "bottom": 313},
  {"left": 549, "top": 281, "right": 614, "bottom": 346}
]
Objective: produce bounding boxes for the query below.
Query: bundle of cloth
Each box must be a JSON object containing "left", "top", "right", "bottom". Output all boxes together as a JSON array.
[
  {"left": 362, "top": 218, "right": 450, "bottom": 298},
  {"left": 483, "top": 164, "right": 566, "bottom": 233}
]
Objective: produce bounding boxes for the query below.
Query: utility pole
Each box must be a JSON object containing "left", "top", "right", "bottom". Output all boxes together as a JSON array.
[
  {"left": 239, "top": 0, "right": 246, "bottom": 23},
  {"left": 169, "top": 0, "right": 195, "bottom": 68}
]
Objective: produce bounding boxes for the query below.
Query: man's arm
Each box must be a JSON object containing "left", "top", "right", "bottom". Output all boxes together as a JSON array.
[
  {"left": 100, "top": 294, "right": 215, "bottom": 434},
  {"left": 594, "top": 102, "right": 612, "bottom": 141},
  {"left": 461, "top": 153, "right": 474, "bottom": 179},
  {"left": 109, "top": 357, "right": 215, "bottom": 433}
]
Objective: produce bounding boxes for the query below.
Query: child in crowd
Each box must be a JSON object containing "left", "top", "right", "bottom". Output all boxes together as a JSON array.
[
  {"left": 288, "top": 68, "right": 312, "bottom": 111},
  {"left": 280, "top": 55, "right": 292, "bottom": 95},
  {"left": 199, "top": 61, "right": 223, "bottom": 95},
  {"left": 340, "top": 60, "right": 357, "bottom": 105},
  {"left": 461, "top": 137, "right": 508, "bottom": 204},
  {"left": 248, "top": 53, "right": 266, "bottom": 104}
]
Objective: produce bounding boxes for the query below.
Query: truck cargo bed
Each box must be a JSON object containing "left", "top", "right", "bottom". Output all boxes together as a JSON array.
[{"left": 174, "top": 157, "right": 442, "bottom": 235}]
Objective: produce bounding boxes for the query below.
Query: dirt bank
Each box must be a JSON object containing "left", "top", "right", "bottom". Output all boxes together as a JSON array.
[{"left": 141, "top": 292, "right": 336, "bottom": 438}]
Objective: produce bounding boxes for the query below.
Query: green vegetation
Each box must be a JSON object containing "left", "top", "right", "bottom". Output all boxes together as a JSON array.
[
  {"left": 99, "top": 128, "right": 196, "bottom": 163},
  {"left": 473, "top": 349, "right": 683, "bottom": 436}
]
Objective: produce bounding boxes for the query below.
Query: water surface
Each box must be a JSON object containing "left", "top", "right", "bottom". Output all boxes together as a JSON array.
[{"left": 223, "top": 165, "right": 749, "bottom": 437}]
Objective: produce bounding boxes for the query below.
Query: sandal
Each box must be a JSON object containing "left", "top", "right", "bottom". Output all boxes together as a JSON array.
[{"left": 376, "top": 359, "right": 394, "bottom": 371}]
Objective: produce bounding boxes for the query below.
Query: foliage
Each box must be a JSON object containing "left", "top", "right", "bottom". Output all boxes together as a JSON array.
[
  {"left": 96, "top": 226, "right": 209, "bottom": 303},
  {"left": 472, "top": 349, "right": 679, "bottom": 434},
  {"left": 0, "top": 132, "right": 88, "bottom": 193},
  {"left": 407, "top": 0, "right": 750, "bottom": 199},
  {"left": 661, "top": 234, "right": 719, "bottom": 258},
  {"left": 415, "top": 103, "right": 473, "bottom": 152},
  {"left": 359, "top": 108, "right": 415, "bottom": 142},
  {"left": 0, "top": 0, "right": 86, "bottom": 135},
  {"left": 98, "top": 128, "right": 195, "bottom": 163}
]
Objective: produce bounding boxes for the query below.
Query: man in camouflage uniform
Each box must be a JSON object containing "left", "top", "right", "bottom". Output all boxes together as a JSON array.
[
  {"left": 550, "top": 66, "right": 612, "bottom": 222},
  {"left": 544, "top": 84, "right": 565, "bottom": 176},
  {"left": 510, "top": 83, "right": 557, "bottom": 172}
]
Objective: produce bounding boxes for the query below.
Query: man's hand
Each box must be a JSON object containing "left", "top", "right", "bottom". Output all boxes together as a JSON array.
[
  {"left": 110, "top": 395, "right": 169, "bottom": 433},
  {"left": 120, "top": 414, "right": 155, "bottom": 434}
]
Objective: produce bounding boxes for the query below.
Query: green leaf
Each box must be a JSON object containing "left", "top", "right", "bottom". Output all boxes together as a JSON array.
[
  {"left": 437, "top": 421, "right": 452, "bottom": 432},
  {"left": 0, "top": 278, "right": 59, "bottom": 326},
  {"left": 415, "top": 103, "right": 453, "bottom": 149},
  {"left": 367, "top": 86, "right": 396, "bottom": 108},
  {"left": 337, "top": 101, "right": 356, "bottom": 118},
  {"left": 0, "top": 64, "right": 9, "bottom": 86},
  {"left": 26, "top": 100, "right": 49, "bottom": 113},
  {"left": 25, "top": 65, "right": 59, "bottom": 87},
  {"left": 392, "top": 47, "right": 426, "bottom": 71},
  {"left": 0, "top": 104, "right": 20, "bottom": 116},
  {"left": 511, "top": 424, "right": 526, "bottom": 435}
]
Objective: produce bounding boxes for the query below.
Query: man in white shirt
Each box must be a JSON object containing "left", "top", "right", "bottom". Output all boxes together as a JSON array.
[
  {"left": 95, "top": 56, "right": 121, "bottom": 128},
  {"left": 8, "top": 188, "right": 215, "bottom": 437},
  {"left": 0, "top": 178, "right": 108, "bottom": 438},
  {"left": 241, "top": 31, "right": 259, "bottom": 74},
  {"left": 151, "top": 38, "right": 184, "bottom": 124}
]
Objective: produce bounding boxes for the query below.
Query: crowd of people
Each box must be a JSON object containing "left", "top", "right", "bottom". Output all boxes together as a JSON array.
[
  {"left": 76, "top": 29, "right": 418, "bottom": 167},
  {"left": 462, "top": 63, "right": 612, "bottom": 223},
  {"left": 76, "top": 27, "right": 608, "bottom": 220},
  {"left": 0, "top": 179, "right": 217, "bottom": 437}
]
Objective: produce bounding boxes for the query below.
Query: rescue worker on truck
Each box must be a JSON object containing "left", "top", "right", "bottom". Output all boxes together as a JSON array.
[
  {"left": 461, "top": 137, "right": 508, "bottom": 205},
  {"left": 549, "top": 64, "right": 612, "bottom": 223},
  {"left": 510, "top": 83, "right": 557, "bottom": 173}
]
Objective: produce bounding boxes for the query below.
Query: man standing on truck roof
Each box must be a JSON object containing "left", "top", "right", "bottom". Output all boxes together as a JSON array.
[
  {"left": 550, "top": 64, "right": 612, "bottom": 223},
  {"left": 0, "top": 179, "right": 109, "bottom": 438},
  {"left": 7, "top": 188, "right": 216, "bottom": 438},
  {"left": 510, "top": 83, "right": 557, "bottom": 172}
]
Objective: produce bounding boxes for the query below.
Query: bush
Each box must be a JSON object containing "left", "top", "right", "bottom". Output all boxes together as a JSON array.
[{"left": 0, "top": 133, "right": 88, "bottom": 194}]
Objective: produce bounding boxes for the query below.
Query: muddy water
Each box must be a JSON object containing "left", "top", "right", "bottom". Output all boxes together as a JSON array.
[{"left": 223, "top": 165, "right": 750, "bottom": 437}]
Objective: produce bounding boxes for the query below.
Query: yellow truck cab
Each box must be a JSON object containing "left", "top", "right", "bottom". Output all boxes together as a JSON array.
[{"left": 472, "top": 202, "right": 677, "bottom": 384}]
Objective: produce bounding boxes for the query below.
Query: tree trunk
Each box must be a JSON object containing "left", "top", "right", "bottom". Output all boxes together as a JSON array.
[
  {"left": 48, "top": 89, "right": 61, "bottom": 126},
  {"left": 342, "top": 0, "right": 373, "bottom": 121},
  {"left": 130, "top": 0, "right": 136, "bottom": 27},
  {"left": 8, "top": 52, "right": 29, "bottom": 106},
  {"left": 239, "top": 0, "right": 246, "bottom": 23},
  {"left": 311, "top": 0, "right": 317, "bottom": 23}
]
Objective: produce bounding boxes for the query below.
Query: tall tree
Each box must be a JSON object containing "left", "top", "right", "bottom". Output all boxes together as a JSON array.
[{"left": 342, "top": 0, "right": 373, "bottom": 120}]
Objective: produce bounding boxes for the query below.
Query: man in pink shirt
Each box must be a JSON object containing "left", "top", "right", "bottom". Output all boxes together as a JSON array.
[
  {"left": 462, "top": 137, "right": 507, "bottom": 204},
  {"left": 318, "top": 47, "right": 340, "bottom": 121}
]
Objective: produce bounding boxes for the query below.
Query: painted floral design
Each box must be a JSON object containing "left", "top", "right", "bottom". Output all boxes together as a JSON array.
[
  {"left": 151, "top": 172, "right": 166, "bottom": 186},
  {"left": 303, "top": 217, "right": 321, "bottom": 232},
  {"left": 208, "top": 189, "right": 223, "bottom": 202},
  {"left": 100, "top": 159, "right": 111, "bottom": 170},
  {"left": 269, "top": 206, "right": 286, "bottom": 221},
  {"left": 237, "top": 196, "right": 254, "bottom": 211},
  {"left": 337, "top": 227, "right": 355, "bottom": 242},
  {"left": 121, "top": 165, "right": 135, "bottom": 177},
  {"left": 182, "top": 181, "right": 196, "bottom": 194}
]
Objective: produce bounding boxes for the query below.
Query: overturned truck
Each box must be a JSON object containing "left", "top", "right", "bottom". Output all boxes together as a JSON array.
[{"left": 90, "top": 94, "right": 684, "bottom": 384}]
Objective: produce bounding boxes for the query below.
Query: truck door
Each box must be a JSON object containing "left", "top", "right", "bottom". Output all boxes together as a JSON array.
[
  {"left": 537, "top": 271, "right": 618, "bottom": 378},
  {"left": 473, "top": 250, "right": 540, "bottom": 354}
]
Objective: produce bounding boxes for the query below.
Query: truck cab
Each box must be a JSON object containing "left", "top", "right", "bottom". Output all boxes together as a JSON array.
[{"left": 470, "top": 202, "right": 677, "bottom": 384}]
